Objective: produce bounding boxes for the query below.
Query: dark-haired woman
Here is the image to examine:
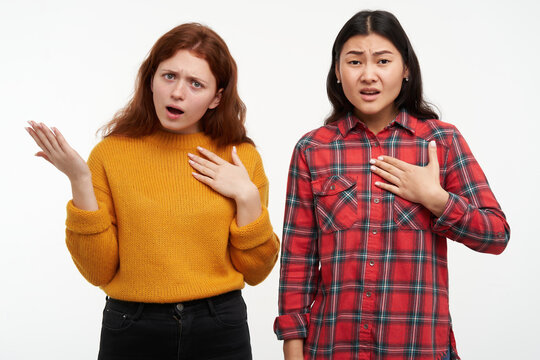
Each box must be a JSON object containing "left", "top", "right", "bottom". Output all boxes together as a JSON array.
[
  {"left": 275, "top": 10, "right": 509, "bottom": 360},
  {"left": 26, "top": 23, "right": 279, "bottom": 360}
]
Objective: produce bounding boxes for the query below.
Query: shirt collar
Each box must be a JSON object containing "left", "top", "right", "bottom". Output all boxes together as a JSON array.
[{"left": 337, "top": 110, "right": 417, "bottom": 136}]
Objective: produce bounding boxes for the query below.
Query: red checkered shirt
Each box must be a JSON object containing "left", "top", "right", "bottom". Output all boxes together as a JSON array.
[{"left": 274, "top": 111, "right": 509, "bottom": 360}]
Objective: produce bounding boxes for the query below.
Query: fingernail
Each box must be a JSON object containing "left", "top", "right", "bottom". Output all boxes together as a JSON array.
[
  {"left": 369, "top": 159, "right": 376, "bottom": 164},
  {"left": 378, "top": 156, "right": 384, "bottom": 160},
  {"left": 188, "top": 160, "right": 194, "bottom": 165},
  {"left": 233, "top": 146, "right": 237, "bottom": 153},
  {"left": 375, "top": 181, "right": 380, "bottom": 186},
  {"left": 370, "top": 165, "right": 377, "bottom": 171},
  {"left": 187, "top": 153, "right": 194, "bottom": 158},
  {"left": 429, "top": 140, "right": 436, "bottom": 147},
  {"left": 197, "top": 146, "right": 204, "bottom": 151}
]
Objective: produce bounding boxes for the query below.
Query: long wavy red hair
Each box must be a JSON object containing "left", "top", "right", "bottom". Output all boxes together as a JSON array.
[{"left": 101, "top": 23, "right": 253, "bottom": 146}]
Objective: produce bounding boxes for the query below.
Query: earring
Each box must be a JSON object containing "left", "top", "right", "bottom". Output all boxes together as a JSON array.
[
  {"left": 404, "top": 77, "right": 409, "bottom": 82},
  {"left": 337, "top": 79, "right": 341, "bottom": 84}
]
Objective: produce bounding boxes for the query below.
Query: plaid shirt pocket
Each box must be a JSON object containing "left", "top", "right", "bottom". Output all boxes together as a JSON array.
[
  {"left": 393, "top": 195, "right": 432, "bottom": 230},
  {"left": 311, "top": 175, "right": 357, "bottom": 233}
]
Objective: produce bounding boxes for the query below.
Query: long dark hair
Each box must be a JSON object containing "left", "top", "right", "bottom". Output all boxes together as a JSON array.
[
  {"left": 101, "top": 23, "right": 253, "bottom": 147},
  {"left": 325, "top": 10, "right": 438, "bottom": 124}
]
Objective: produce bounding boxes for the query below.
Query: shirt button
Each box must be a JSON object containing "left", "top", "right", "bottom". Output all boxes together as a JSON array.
[
  {"left": 363, "top": 324, "right": 369, "bottom": 329},
  {"left": 330, "top": 185, "right": 335, "bottom": 190},
  {"left": 366, "top": 291, "right": 372, "bottom": 297},
  {"left": 176, "top": 303, "right": 184, "bottom": 312},
  {"left": 369, "top": 260, "right": 375, "bottom": 266},
  {"left": 372, "top": 229, "right": 377, "bottom": 235},
  {"left": 374, "top": 198, "right": 380, "bottom": 204}
]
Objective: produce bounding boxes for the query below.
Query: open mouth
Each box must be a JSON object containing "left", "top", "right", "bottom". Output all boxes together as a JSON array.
[
  {"left": 360, "top": 90, "right": 380, "bottom": 95},
  {"left": 167, "top": 106, "right": 184, "bottom": 115}
]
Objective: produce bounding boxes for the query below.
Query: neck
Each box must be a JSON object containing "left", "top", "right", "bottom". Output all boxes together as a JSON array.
[{"left": 355, "top": 107, "right": 398, "bottom": 135}]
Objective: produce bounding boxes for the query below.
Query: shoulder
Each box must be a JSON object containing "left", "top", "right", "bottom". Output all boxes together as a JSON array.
[
  {"left": 294, "top": 123, "right": 342, "bottom": 153},
  {"left": 234, "top": 142, "right": 268, "bottom": 185},
  {"left": 415, "top": 118, "right": 461, "bottom": 149},
  {"left": 88, "top": 135, "right": 143, "bottom": 165}
]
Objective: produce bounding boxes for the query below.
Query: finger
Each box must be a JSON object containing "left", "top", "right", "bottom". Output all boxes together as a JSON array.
[
  {"left": 377, "top": 155, "right": 410, "bottom": 171},
  {"left": 370, "top": 158, "right": 403, "bottom": 177},
  {"left": 427, "top": 140, "right": 439, "bottom": 169},
  {"left": 231, "top": 146, "right": 245, "bottom": 169},
  {"left": 370, "top": 165, "right": 401, "bottom": 186},
  {"left": 197, "top": 146, "right": 226, "bottom": 165},
  {"left": 38, "top": 123, "right": 62, "bottom": 152},
  {"left": 26, "top": 126, "right": 50, "bottom": 153},
  {"left": 35, "top": 151, "right": 53, "bottom": 164},
  {"left": 191, "top": 171, "right": 216, "bottom": 188},
  {"left": 374, "top": 180, "right": 401, "bottom": 195},
  {"left": 187, "top": 152, "right": 219, "bottom": 171},
  {"left": 51, "top": 127, "right": 72, "bottom": 152},
  {"left": 28, "top": 121, "right": 55, "bottom": 153},
  {"left": 188, "top": 159, "right": 216, "bottom": 178}
]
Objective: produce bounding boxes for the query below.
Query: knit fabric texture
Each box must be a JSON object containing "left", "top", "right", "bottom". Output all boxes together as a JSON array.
[{"left": 65, "top": 130, "right": 279, "bottom": 303}]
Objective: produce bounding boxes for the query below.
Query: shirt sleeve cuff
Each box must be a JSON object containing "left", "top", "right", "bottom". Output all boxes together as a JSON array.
[
  {"left": 432, "top": 192, "right": 469, "bottom": 231},
  {"left": 274, "top": 313, "right": 310, "bottom": 340},
  {"left": 65, "top": 200, "right": 111, "bottom": 235},
  {"left": 229, "top": 206, "right": 274, "bottom": 250}
]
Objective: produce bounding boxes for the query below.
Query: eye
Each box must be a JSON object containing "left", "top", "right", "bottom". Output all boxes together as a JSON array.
[
  {"left": 191, "top": 80, "right": 203, "bottom": 88},
  {"left": 348, "top": 60, "right": 361, "bottom": 65},
  {"left": 163, "top": 73, "right": 175, "bottom": 80},
  {"left": 378, "top": 59, "right": 390, "bottom": 64}
]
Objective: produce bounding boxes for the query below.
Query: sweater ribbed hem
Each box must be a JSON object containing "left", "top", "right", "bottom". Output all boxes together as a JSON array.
[
  {"left": 65, "top": 200, "right": 111, "bottom": 234},
  {"left": 229, "top": 206, "right": 274, "bottom": 250}
]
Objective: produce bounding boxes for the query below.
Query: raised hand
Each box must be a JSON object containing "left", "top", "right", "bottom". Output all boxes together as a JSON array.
[
  {"left": 25, "top": 121, "right": 90, "bottom": 182},
  {"left": 369, "top": 140, "right": 449, "bottom": 217},
  {"left": 26, "top": 121, "right": 98, "bottom": 211},
  {"left": 188, "top": 146, "right": 261, "bottom": 226}
]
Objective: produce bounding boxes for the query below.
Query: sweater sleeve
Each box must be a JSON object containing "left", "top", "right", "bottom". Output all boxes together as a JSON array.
[
  {"left": 432, "top": 128, "right": 510, "bottom": 254},
  {"left": 65, "top": 144, "right": 119, "bottom": 286},
  {"left": 229, "top": 146, "right": 280, "bottom": 286}
]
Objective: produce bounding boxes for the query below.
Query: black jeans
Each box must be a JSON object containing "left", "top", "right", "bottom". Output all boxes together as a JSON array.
[{"left": 97, "top": 290, "right": 252, "bottom": 360}]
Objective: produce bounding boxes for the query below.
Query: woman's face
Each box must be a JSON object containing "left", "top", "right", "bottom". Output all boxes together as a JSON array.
[
  {"left": 152, "top": 49, "right": 221, "bottom": 134},
  {"left": 336, "top": 33, "right": 408, "bottom": 125}
]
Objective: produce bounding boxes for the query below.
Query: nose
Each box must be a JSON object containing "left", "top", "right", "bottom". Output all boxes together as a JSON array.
[
  {"left": 171, "top": 80, "right": 186, "bottom": 100},
  {"left": 360, "top": 63, "right": 377, "bottom": 83}
]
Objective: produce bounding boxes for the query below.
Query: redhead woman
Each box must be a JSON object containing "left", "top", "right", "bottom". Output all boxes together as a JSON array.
[
  {"left": 275, "top": 10, "right": 509, "bottom": 360},
  {"left": 27, "top": 23, "right": 279, "bottom": 360}
]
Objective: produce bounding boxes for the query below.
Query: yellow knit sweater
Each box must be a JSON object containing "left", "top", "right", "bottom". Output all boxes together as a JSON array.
[{"left": 65, "top": 130, "right": 279, "bottom": 303}]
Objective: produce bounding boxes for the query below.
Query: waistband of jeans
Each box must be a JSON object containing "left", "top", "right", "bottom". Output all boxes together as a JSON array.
[{"left": 106, "top": 290, "right": 241, "bottom": 312}]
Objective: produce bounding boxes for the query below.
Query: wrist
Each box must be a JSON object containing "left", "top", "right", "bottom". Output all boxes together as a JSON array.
[
  {"left": 423, "top": 188, "right": 449, "bottom": 217},
  {"left": 234, "top": 183, "right": 259, "bottom": 205},
  {"left": 69, "top": 169, "right": 92, "bottom": 184}
]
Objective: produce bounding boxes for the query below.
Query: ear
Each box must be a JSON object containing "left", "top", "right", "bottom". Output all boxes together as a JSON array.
[
  {"left": 208, "top": 89, "right": 223, "bottom": 109},
  {"left": 403, "top": 66, "right": 409, "bottom": 80},
  {"left": 335, "top": 63, "right": 341, "bottom": 83}
]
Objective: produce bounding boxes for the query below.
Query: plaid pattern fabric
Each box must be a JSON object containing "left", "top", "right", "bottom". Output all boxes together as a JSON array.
[{"left": 274, "top": 111, "right": 509, "bottom": 360}]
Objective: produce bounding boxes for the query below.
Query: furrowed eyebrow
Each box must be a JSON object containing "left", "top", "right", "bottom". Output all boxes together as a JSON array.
[
  {"left": 160, "top": 68, "right": 178, "bottom": 74},
  {"left": 188, "top": 76, "right": 208, "bottom": 86},
  {"left": 344, "top": 50, "right": 395, "bottom": 56},
  {"left": 345, "top": 50, "right": 364, "bottom": 56},
  {"left": 372, "top": 50, "right": 394, "bottom": 56},
  {"left": 159, "top": 69, "right": 208, "bottom": 85}
]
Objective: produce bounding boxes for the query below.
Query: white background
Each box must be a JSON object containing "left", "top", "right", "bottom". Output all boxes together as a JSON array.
[{"left": 1, "top": 0, "right": 539, "bottom": 359}]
